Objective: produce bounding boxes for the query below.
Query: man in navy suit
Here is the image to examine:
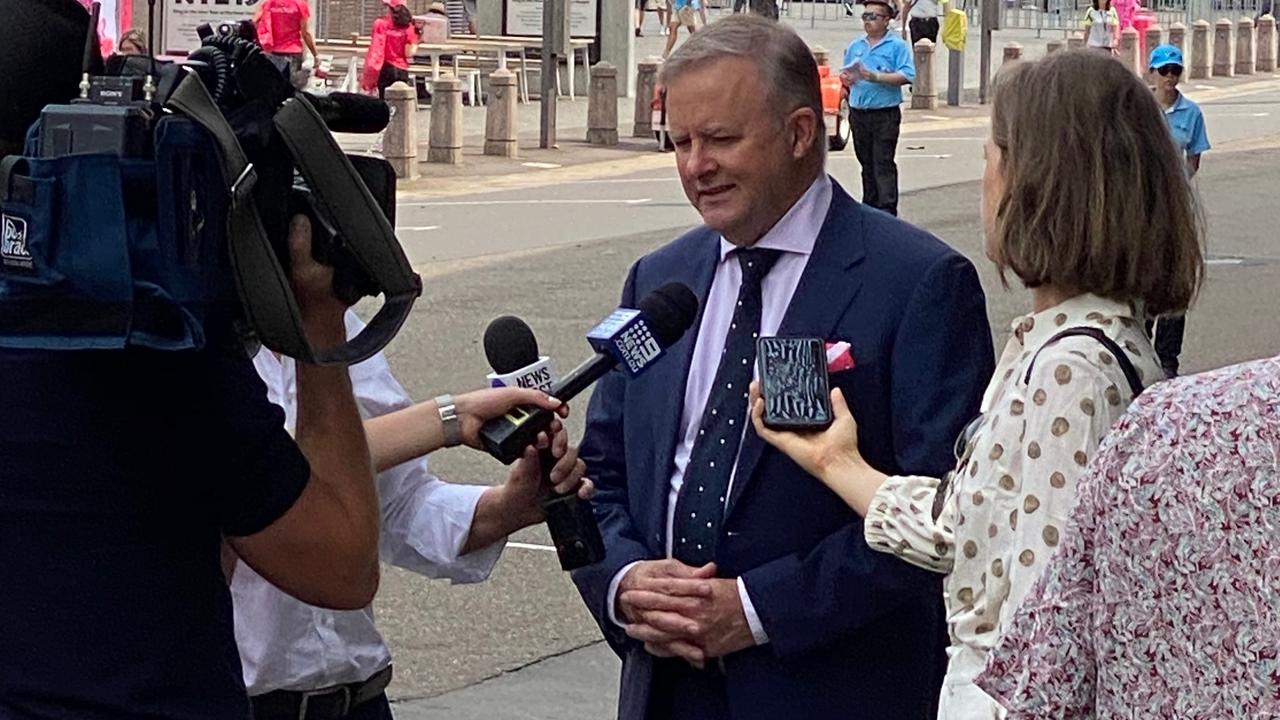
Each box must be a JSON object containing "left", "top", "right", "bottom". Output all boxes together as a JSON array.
[{"left": 570, "top": 15, "right": 994, "bottom": 720}]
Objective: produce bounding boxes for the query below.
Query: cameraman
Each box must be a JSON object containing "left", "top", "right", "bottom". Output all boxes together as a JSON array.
[{"left": 0, "top": 2, "right": 466, "bottom": 718}]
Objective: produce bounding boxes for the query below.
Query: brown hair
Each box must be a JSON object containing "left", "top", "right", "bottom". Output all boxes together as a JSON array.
[{"left": 990, "top": 50, "right": 1204, "bottom": 316}]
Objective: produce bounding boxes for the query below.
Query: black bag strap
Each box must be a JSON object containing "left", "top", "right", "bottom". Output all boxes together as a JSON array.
[
  {"left": 166, "top": 73, "right": 420, "bottom": 365},
  {"left": 0, "top": 156, "right": 29, "bottom": 203},
  {"left": 1024, "top": 326, "right": 1146, "bottom": 398},
  {"left": 272, "top": 94, "right": 422, "bottom": 363}
]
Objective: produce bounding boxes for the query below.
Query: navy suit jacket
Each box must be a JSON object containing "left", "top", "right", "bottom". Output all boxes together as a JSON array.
[{"left": 571, "top": 182, "right": 995, "bottom": 720}]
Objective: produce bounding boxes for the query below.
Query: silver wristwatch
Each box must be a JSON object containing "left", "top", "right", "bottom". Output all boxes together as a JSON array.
[{"left": 434, "top": 394, "right": 463, "bottom": 448}]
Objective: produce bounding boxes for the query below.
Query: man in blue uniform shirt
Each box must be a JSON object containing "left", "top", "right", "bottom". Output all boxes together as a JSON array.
[
  {"left": 841, "top": 0, "right": 915, "bottom": 216},
  {"left": 1147, "top": 43, "right": 1210, "bottom": 377}
]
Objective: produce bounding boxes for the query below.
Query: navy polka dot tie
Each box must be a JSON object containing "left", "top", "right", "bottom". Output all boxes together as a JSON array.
[{"left": 672, "top": 248, "right": 782, "bottom": 566}]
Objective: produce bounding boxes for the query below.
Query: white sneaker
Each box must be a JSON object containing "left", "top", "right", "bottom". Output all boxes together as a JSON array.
[{"left": 661, "top": 26, "right": 669, "bottom": 35}]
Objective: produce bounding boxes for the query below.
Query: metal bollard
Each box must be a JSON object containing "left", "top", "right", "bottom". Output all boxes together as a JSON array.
[
  {"left": 428, "top": 73, "right": 463, "bottom": 164},
  {"left": 1236, "top": 17, "right": 1255, "bottom": 75},
  {"left": 484, "top": 68, "right": 519, "bottom": 158},
  {"left": 947, "top": 46, "right": 964, "bottom": 107},
  {"left": 1214, "top": 18, "right": 1234, "bottom": 76},
  {"left": 1258, "top": 15, "right": 1276, "bottom": 73},
  {"left": 587, "top": 63, "right": 620, "bottom": 146},
  {"left": 1191, "top": 19, "right": 1211, "bottom": 78},
  {"left": 633, "top": 57, "right": 662, "bottom": 139},
  {"left": 911, "top": 39, "right": 937, "bottom": 110},
  {"left": 1120, "top": 27, "right": 1141, "bottom": 75},
  {"left": 382, "top": 81, "right": 419, "bottom": 180}
]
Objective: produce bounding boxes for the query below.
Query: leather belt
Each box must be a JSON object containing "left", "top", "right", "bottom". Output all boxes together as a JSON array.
[{"left": 251, "top": 665, "right": 393, "bottom": 720}]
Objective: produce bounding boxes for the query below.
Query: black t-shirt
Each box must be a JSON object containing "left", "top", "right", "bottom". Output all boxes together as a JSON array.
[{"left": 0, "top": 334, "right": 310, "bottom": 720}]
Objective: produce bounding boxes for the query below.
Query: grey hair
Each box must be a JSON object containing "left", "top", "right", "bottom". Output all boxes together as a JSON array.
[{"left": 660, "top": 15, "right": 825, "bottom": 143}]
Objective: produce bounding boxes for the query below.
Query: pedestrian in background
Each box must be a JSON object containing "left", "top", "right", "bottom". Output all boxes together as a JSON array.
[
  {"left": 841, "top": 0, "right": 915, "bottom": 216},
  {"left": 752, "top": 49, "right": 1204, "bottom": 719},
  {"left": 361, "top": 0, "right": 421, "bottom": 99},
  {"left": 903, "top": 0, "right": 942, "bottom": 44},
  {"left": 1083, "top": 0, "right": 1119, "bottom": 53},
  {"left": 663, "top": 0, "right": 700, "bottom": 58},
  {"left": 1146, "top": 43, "right": 1209, "bottom": 377},
  {"left": 118, "top": 28, "right": 148, "bottom": 55},
  {"left": 255, "top": 0, "right": 319, "bottom": 89}
]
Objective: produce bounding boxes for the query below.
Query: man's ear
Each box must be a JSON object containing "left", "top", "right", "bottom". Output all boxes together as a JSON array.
[{"left": 787, "top": 107, "right": 820, "bottom": 160}]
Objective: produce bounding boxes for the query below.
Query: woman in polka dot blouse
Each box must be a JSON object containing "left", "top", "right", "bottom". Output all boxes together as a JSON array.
[{"left": 750, "top": 51, "right": 1205, "bottom": 720}]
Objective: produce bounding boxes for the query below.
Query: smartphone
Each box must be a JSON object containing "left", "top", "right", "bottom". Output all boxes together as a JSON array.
[{"left": 756, "top": 336, "right": 834, "bottom": 432}]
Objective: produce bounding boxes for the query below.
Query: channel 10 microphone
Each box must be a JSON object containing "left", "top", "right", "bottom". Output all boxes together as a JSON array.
[
  {"left": 484, "top": 316, "right": 604, "bottom": 570},
  {"left": 479, "top": 282, "right": 700, "bottom": 465}
]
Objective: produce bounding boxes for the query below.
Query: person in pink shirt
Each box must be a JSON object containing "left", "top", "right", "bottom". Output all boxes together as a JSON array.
[
  {"left": 360, "top": 0, "right": 421, "bottom": 98},
  {"left": 1112, "top": 0, "right": 1138, "bottom": 30},
  {"left": 255, "top": 0, "right": 318, "bottom": 89}
]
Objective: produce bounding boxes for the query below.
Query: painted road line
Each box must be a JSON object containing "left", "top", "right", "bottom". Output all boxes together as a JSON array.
[
  {"left": 397, "top": 226, "right": 441, "bottom": 232},
  {"left": 407, "top": 198, "right": 653, "bottom": 207},
  {"left": 508, "top": 542, "right": 559, "bottom": 552},
  {"left": 522, "top": 162, "right": 563, "bottom": 169},
  {"left": 1206, "top": 257, "right": 1245, "bottom": 265}
]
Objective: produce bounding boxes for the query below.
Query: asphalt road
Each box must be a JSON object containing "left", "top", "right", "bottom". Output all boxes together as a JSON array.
[{"left": 355, "top": 78, "right": 1280, "bottom": 715}]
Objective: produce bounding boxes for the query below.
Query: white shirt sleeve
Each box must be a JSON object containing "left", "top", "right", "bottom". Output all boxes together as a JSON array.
[
  {"left": 606, "top": 561, "right": 642, "bottom": 627},
  {"left": 346, "top": 314, "right": 504, "bottom": 584},
  {"left": 737, "top": 577, "right": 769, "bottom": 646}
]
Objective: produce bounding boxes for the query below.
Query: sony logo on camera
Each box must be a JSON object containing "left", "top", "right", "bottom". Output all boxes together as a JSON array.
[{"left": 1, "top": 214, "right": 33, "bottom": 271}]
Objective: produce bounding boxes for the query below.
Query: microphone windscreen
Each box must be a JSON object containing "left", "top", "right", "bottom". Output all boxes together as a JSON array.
[
  {"left": 637, "top": 283, "right": 699, "bottom": 348},
  {"left": 484, "top": 315, "right": 540, "bottom": 373}
]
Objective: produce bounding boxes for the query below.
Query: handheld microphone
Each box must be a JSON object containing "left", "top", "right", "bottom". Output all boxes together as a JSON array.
[
  {"left": 479, "top": 282, "right": 700, "bottom": 466},
  {"left": 300, "top": 92, "right": 392, "bottom": 134},
  {"left": 484, "top": 316, "right": 604, "bottom": 571}
]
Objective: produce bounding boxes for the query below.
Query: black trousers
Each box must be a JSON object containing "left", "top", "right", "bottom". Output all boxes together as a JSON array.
[
  {"left": 909, "top": 16, "right": 940, "bottom": 44},
  {"left": 647, "top": 658, "right": 730, "bottom": 720},
  {"left": 377, "top": 64, "right": 411, "bottom": 99},
  {"left": 1145, "top": 315, "right": 1187, "bottom": 375},
  {"left": 851, "top": 106, "right": 902, "bottom": 216}
]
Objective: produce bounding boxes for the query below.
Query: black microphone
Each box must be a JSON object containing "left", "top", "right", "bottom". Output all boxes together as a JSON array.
[
  {"left": 300, "top": 92, "right": 391, "bottom": 134},
  {"left": 483, "top": 316, "right": 606, "bottom": 571},
  {"left": 479, "top": 282, "right": 700, "bottom": 466}
]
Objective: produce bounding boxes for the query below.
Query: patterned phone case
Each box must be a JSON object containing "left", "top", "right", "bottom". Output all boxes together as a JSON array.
[{"left": 756, "top": 336, "right": 834, "bottom": 431}]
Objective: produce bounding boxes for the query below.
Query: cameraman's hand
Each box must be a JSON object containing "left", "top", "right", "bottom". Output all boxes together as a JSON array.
[
  {"left": 287, "top": 215, "right": 347, "bottom": 349},
  {"left": 453, "top": 387, "right": 570, "bottom": 450}
]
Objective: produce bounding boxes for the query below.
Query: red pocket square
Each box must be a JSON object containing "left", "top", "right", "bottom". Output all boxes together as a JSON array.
[{"left": 826, "top": 341, "right": 856, "bottom": 373}]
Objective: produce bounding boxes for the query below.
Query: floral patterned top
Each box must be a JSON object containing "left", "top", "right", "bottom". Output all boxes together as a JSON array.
[
  {"left": 863, "top": 294, "right": 1163, "bottom": 717},
  {"left": 977, "top": 356, "right": 1280, "bottom": 719}
]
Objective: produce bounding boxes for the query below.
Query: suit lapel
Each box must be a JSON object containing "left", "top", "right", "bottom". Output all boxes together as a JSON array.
[
  {"left": 645, "top": 231, "right": 721, "bottom": 539},
  {"left": 725, "top": 183, "right": 868, "bottom": 519}
]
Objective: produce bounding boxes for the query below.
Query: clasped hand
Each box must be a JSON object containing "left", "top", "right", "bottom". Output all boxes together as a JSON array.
[{"left": 616, "top": 559, "right": 756, "bottom": 668}]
